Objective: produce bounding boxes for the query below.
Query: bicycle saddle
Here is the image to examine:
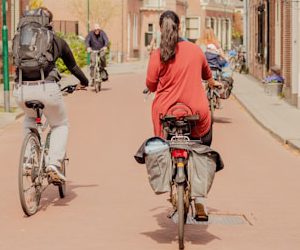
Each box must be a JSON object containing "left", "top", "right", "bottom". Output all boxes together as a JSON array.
[{"left": 25, "top": 100, "right": 45, "bottom": 110}]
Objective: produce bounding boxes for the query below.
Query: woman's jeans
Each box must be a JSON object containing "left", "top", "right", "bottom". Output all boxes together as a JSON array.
[{"left": 14, "top": 82, "right": 68, "bottom": 168}]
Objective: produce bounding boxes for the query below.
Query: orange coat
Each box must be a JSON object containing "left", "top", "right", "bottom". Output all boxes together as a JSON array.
[{"left": 146, "top": 40, "right": 212, "bottom": 138}]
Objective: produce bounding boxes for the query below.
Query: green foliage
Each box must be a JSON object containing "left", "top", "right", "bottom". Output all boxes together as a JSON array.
[
  {"left": 55, "top": 33, "right": 87, "bottom": 74},
  {"left": 106, "top": 41, "right": 111, "bottom": 63},
  {"left": 232, "top": 28, "right": 243, "bottom": 40}
]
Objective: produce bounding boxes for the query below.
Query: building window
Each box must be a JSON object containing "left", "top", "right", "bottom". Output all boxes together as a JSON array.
[
  {"left": 144, "top": 0, "right": 166, "bottom": 8},
  {"left": 205, "top": 17, "right": 211, "bottom": 28},
  {"left": 186, "top": 17, "right": 201, "bottom": 41},
  {"left": 148, "top": 23, "right": 153, "bottom": 32},
  {"left": 257, "top": 4, "right": 265, "bottom": 63}
]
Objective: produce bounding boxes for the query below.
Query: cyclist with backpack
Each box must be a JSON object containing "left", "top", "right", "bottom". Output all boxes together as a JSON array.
[{"left": 13, "top": 7, "right": 89, "bottom": 183}]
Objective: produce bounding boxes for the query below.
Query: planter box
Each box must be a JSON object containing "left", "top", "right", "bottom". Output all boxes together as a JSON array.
[{"left": 263, "top": 82, "right": 283, "bottom": 96}]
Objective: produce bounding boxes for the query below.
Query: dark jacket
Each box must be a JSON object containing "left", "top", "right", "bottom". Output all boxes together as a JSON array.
[
  {"left": 17, "top": 35, "right": 89, "bottom": 86},
  {"left": 205, "top": 51, "right": 227, "bottom": 71},
  {"left": 85, "top": 30, "right": 109, "bottom": 50}
]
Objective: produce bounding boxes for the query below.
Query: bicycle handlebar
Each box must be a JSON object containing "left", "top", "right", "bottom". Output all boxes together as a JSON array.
[
  {"left": 143, "top": 88, "right": 150, "bottom": 94},
  {"left": 61, "top": 84, "right": 78, "bottom": 94}
]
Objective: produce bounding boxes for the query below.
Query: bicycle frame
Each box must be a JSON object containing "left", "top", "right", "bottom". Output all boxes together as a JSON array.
[
  {"left": 92, "top": 50, "right": 105, "bottom": 80},
  {"left": 30, "top": 112, "right": 50, "bottom": 191}
]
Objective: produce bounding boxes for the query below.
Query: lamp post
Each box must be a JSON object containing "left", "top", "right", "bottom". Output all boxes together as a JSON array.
[
  {"left": 2, "top": 0, "right": 10, "bottom": 112},
  {"left": 87, "top": 0, "right": 90, "bottom": 65}
]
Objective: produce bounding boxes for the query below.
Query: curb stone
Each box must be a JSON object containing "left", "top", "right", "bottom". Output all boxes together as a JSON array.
[{"left": 231, "top": 93, "right": 300, "bottom": 152}]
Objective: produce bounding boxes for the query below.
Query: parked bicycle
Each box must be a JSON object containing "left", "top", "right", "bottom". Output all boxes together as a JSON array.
[
  {"left": 18, "top": 84, "right": 78, "bottom": 216},
  {"left": 91, "top": 48, "right": 108, "bottom": 93},
  {"left": 206, "top": 66, "right": 234, "bottom": 121},
  {"left": 235, "top": 50, "right": 247, "bottom": 73},
  {"left": 161, "top": 112, "right": 201, "bottom": 250}
]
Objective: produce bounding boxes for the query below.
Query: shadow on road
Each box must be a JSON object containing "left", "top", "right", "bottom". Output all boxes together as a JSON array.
[
  {"left": 90, "top": 87, "right": 112, "bottom": 92},
  {"left": 141, "top": 210, "right": 220, "bottom": 246},
  {"left": 213, "top": 116, "right": 232, "bottom": 124},
  {"left": 39, "top": 182, "right": 98, "bottom": 211}
]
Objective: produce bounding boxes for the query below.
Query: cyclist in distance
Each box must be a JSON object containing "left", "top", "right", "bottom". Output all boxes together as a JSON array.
[
  {"left": 13, "top": 7, "right": 89, "bottom": 183},
  {"left": 85, "top": 23, "right": 109, "bottom": 82},
  {"left": 145, "top": 10, "right": 220, "bottom": 219}
]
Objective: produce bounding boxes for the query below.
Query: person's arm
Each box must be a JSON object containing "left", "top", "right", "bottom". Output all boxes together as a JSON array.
[
  {"left": 146, "top": 51, "right": 160, "bottom": 92},
  {"left": 59, "top": 37, "right": 89, "bottom": 86},
  {"left": 200, "top": 51, "right": 221, "bottom": 88},
  {"left": 201, "top": 51, "right": 213, "bottom": 81},
  {"left": 217, "top": 56, "right": 227, "bottom": 68},
  {"left": 85, "top": 32, "right": 91, "bottom": 49},
  {"left": 101, "top": 31, "right": 109, "bottom": 48}
]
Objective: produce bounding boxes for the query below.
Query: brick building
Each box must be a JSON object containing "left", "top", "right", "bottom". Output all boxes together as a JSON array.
[
  {"left": 0, "top": 0, "right": 29, "bottom": 41},
  {"left": 245, "top": 0, "right": 300, "bottom": 106},
  {"left": 43, "top": 0, "right": 188, "bottom": 61},
  {"left": 0, "top": 0, "right": 29, "bottom": 75}
]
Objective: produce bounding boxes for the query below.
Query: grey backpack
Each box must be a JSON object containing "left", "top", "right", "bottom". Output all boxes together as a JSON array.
[{"left": 12, "top": 8, "right": 54, "bottom": 81}]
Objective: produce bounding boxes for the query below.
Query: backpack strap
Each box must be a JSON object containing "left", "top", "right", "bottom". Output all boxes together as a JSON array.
[{"left": 19, "top": 69, "right": 22, "bottom": 85}]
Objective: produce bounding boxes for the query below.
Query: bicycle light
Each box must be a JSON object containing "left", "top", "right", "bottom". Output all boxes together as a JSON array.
[{"left": 171, "top": 149, "right": 188, "bottom": 159}]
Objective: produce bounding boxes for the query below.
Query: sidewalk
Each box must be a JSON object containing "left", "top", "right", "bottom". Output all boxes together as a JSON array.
[
  {"left": 232, "top": 73, "right": 300, "bottom": 151},
  {"left": 0, "top": 85, "right": 23, "bottom": 129}
]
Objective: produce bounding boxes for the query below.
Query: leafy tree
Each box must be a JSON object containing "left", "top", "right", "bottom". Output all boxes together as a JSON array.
[
  {"left": 72, "top": 0, "right": 119, "bottom": 31},
  {"left": 29, "top": 0, "right": 43, "bottom": 9},
  {"left": 55, "top": 33, "right": 87, "bottom": 74}
]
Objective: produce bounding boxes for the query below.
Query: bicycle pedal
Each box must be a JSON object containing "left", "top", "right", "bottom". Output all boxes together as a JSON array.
[
  {"left": 52, "top": 181, "right": 63, "bottom": 186},
  {"left": 167, "top": 209, "right": 177, "bottom": 219}
]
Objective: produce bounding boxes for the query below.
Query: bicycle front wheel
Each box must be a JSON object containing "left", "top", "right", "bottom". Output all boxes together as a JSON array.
[
  {"left": 95, "top": 81, "right": 101, "bottom": 93},
  {"left": 58, "top": 155, "right": 67, "bottom": 198},
  {"left": 18, "top": 132, "right": 41, "bottom": 216},
  {"left": 210, "top": 98, "right": 215, "bottom": 123},
  {"left": 177, "top": 184, "right": 185, "bottom": 249}
]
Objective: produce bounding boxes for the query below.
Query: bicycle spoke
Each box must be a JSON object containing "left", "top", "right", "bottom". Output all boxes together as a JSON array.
[{"left": 23, "top": 183, "right": 35, "bottom": 193}]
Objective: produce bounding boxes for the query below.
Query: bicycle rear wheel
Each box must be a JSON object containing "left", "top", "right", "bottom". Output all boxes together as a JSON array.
[
  {"left": 177, "top": 184, "right": 185, "bottom": 249},
  {"left": 95, "top": 81, "right": 101, "bottom": 93},
  {"left": 18, "top": 132, "right": 41, "bottom": 216}
]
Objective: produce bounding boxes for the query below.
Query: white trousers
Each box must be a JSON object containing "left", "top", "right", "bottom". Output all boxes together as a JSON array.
[{"left": 14, "top": 83, "right": 69, "bottom": 167}]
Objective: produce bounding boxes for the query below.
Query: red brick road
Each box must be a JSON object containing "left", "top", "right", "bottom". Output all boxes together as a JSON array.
[{"left": 0, "top": 72, "right": 299, "bottom": 250}]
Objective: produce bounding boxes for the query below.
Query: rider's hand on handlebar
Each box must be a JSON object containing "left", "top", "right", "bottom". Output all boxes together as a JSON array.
[
  {"left": 207, "top": 77, "right": 222, "bottom": 89},
  {"left": 212, "top": 81, "right": 223, "bottom": 89}
]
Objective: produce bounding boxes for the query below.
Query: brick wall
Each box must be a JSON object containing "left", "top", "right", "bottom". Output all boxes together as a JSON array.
[
  {"left": 0, "top": 0, "right": 12, "bottom": 40},
  {"left": 0, "top": 0, "right": 29, "bottom": 41},
  {"left": 281, "top": 1, "right": 292, "bottom": 89},
  {"left": 248, "top": 0, "right": 280, "bottom": 80}
]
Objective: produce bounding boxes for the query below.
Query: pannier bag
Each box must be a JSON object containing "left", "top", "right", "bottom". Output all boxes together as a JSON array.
[
  {"left": 134, "top": 138, "right": 224, "bottom": 196},
  {"left": 219, "top": 77, "right": 234, "bottom": 99}
]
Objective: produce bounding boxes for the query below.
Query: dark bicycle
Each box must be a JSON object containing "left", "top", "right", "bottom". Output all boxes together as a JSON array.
[
  {"left": 18, "top": 84, "right": 77, "bottom": 216},
  {"left": 91, "top": 48, "right": 108, "bottom": 93},
  {"left": 161, "top": 111, "right": 201, "bottom": 250}
]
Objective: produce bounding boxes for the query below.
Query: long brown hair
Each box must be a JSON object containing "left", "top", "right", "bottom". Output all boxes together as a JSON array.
[
  {"left": 159, "top": 10, "right": 180, "bottom": 63},
  {"left": 196, "top": 27, "right": 220, "bottom": 48}
]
